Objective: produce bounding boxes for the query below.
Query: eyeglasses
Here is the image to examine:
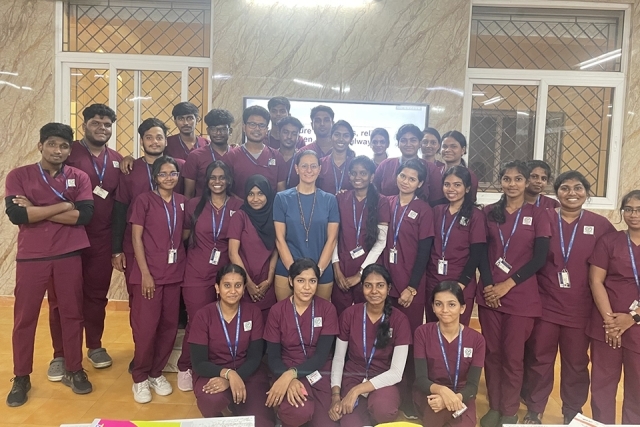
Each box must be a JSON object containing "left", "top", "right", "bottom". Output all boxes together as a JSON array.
[
  {"left": 208, "top": 126, "right": 230, "bottom": 134},
  {"left": 623, "top": 207, "right": 640, "bottom": 215},
  {"left": 209, "top": 175, "right": 227, "bottom": 182},
  {"left": 299, "top": 163, "right": 319, "bottom": 171},
  {"left": 157, "top": 172, "right": 179, "bottom": 178},
  {"left": 246, "top": 122, "right": 268, "bottom": 130}
]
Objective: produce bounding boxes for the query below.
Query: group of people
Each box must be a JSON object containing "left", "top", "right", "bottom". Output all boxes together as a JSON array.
[{"left": 4, "top": 96, "right": 640, "bottom": 427}]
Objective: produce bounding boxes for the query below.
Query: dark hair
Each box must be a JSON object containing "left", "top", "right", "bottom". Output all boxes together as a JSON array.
[
  {"left": 216, "top": 263, "right": 248, "bottom": 286},
  {"left": 204, "top": 109, "right": 234, "bottom": 127},
  {"left": 331, "top": 120, "right": 355, "bottom": 139},
  {"left": 138, "top": 118, "right": 168, "bottom": 139},
  {"left": 243, "top": 105, "right": 270, "bottom": 125},
  {"left": 268, "top": 96, "right": 291, "bottom": 112},
  {"left": 39, "top": 123, "right": 74, "bottom": 144},
  {"left": 189, "top": 161, "right": 233, "bottom": 248},
  {"left": 361, "top": 264, "right": 393, "bottom": 349},
  {"left": 310, "top": 105, "right": 335, "bottom": 120},
  {"left": 370, "top": 128, "right": 390, "bottom": 145},
  {"left": 295, "top": 149, "right": 320, "bottom": 165},
  {"left": 620, "top": 190, "right": 640, "bottom": 211},
  {"left": 488, "top": 160, "right": 530, "bottom": 224},
  {"left": 277, "top": 116, "right": 303, "bottom": 130},
  {"left": 430, "top": 281, "right": 465, "bottom": 306},
  {"left": 350, "top": 156, "right": 380, "bottom": 251},
  {"left": 151, "top": 155, "right": 180, "bottom": 182},
  {"left": 422, "top": 127, "right": 442, "bottom": 144},
  {"left": 288, "top": 258, "right": 321, "bottom": 287},
  {"left": 443, "top": 165, "right": 477, "bottom": 222},
  {"left": 526, "top": 160, "right": 552, "bottom": 181},
  {"left": 553, "top": 170, "right": 591, "bottom": 195},
  {"left": 172, "top": 102, "right": 199, "bottom": 118},
  {"left": 83, "top": 104, "right": 116, "bottom": 123},
  {"left": 395, "top": 124, "right": 423, "bottom": 143},
  {"left": 441, "top": 130, "right": 468, "bottom": 166},
  {"left": 396, "top": 158, "right": 427, "bottom": 183}
]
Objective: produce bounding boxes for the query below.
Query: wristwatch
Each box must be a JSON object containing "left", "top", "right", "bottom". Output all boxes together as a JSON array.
[
  {"left": 631, "top": 310, "right": 640, "bottom": 325},
  {"left": 407, "top": 287, "right": 417, "bottom": 297}
]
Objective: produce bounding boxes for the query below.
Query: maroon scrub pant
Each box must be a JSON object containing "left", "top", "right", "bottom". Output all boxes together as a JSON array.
[
  {"left": 590, "top": 339, "right": 640, "bottom": 424},
  {"left": 478, "top": 306, "right": 534, "bottom": 416},
  {"left": 414, "top": 390, "right": 477, "bottom": 427},
  {"left": 338, "top": 375, "right": 400, "bottom": 426},
  {"left": 331, "top": 284, "right": 365, "bottom": 317},
  {"left": 177, "top": 285, "right": 216, "bottom": 372},
  {"left": 131, "top": 283, "right": 180, "bottom": 383},
  {"left": 523, "top": 318, "right": 589, "bottom": 418},
  {"left": 193, "top": 366, "right": 274, "bottom": 427},
  {"left": 13, "top": 256, "right": 84, "bottom": 376},
  {"left": 278, "top": 377, "right": 338, "bottom": 427}
]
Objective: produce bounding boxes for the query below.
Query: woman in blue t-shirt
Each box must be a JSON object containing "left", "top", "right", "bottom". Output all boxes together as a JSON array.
[{"left": 274, "top": 150, "right": 340, "bottom": 301}]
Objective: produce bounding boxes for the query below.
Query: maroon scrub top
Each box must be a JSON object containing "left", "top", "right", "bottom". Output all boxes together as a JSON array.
[
  {"left": 339, "top": 303, "right": 412, "bottom": 379},
  {"left": 264, "top": 133, "right": 306, "bottom": 150},
  {"left": 183, "top": 196, "right": 244, "bottom": 288},
  {"left": 587, "top": 230, "right": 640, "bottom": 353},
  {"left": 182, "top": 145, "right": 226, "bottom": 198},
  {"left": 477, "top": 203, "right": 551, "bottom": 317},
  {"left": 372, "top": 157, "right": 444, "bottom": 204},
  {"left": 188, "top": 301, "right": 264, "bottom": 370},
  {"left": 534, "top": 194, "right": 560, "bottom": 209},
  {"left": 5, "top": 163, "right": 93, "bottom": 260},
  {"left": 414, "top": 322, "right": 485, "bottom": 392},
  {"left": 336, "top": 191, "right": 391, "bottom": 277},
  {"left": 304, "top": 141, "right": 332, "bottom": 159},
  {"left": 283, "top": 154, "right": 300, "bottom": 189},
  {"left": 128, "top": 191, "right": 187, "bottom": 285},
  {"left": 383, "top": 195, "right": 435, "bottom": 297},
  {"left": 316, "top": 155, "right": 354, "bottom": 195},
  {"left": 538, "top": 209, "right": 615, "bottom": 328},
  {"left": 264, "top": 296, "right": 339, "bottom": 367},
  {"left": 165, "top": 134, "right": 209, "bottom": 161},
  {"left": 66, "top": 140, "right": 123, "bottom": 240},
  {"left": 221, "top": 145, "right": 287, "bottom": 198}
]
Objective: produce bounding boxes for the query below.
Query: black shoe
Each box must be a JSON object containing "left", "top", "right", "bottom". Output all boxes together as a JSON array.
[
  {"left": 564, "top": 413, "right": 577, "bottom": 424},
  {"left": 62, "top": 370, "right": 92, "bottom": 395},
  {"left": 128, "top": 359, "right": 134, "bottom": 374},
  {"left": 6, "top": 375, "right": 31, "bottom": 407}
]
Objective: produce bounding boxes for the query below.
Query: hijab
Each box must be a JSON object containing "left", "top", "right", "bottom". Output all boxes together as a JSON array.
[{"left": 241, "top": 174, "right": 276, "bottom": 250}]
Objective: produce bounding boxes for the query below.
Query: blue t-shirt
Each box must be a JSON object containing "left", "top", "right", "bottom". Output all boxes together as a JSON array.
[{"left": 273, "top": 187, "right": 340, "bottom": 282}]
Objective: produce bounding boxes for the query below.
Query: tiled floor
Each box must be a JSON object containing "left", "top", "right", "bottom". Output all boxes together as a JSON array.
[{"left": 0, "top": 305, "right": 624, "bottom": 426}]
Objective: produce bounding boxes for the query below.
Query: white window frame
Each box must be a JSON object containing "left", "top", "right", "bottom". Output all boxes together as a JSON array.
[{"left": 463, "top": 0, "right": 630, "bottom": 210}]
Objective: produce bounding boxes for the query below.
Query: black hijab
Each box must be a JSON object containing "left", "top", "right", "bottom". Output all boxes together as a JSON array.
[{"left": 241, "top": 174, "right": 276, "bottom": 251}]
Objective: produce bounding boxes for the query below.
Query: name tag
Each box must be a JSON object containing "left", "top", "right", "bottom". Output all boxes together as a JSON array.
[
  {"left": 408, "top": 210, "right": 418, "bottom": 219},
  {"left": 495, "top": 257, "right": 512, "bottom": 274},
  {"left": 389, "top": 328, "right": 393, "bottom": 338},
  {"left": 350, "top": 246, "right": 365, "bottom": 259},
  {"left": 93, "top": 185, "right": 109, "bottom": 199},
  {"left": 243, "top": 321, "right": 252, "bottom": 332},
  {"left": 464, "top": 347, "right": 473, "bottom": 358},
  {"left": 437, "top": 259, "right": 448, "bottom": 275},
  {"left": 209, "top": 248, "right": 221, "bottom": 265},
  {"left": 583, "top": 226, "right": 594, "bottom": 235},
  {"left": 522, "top": 216, "right": 533, "bottom": 225},
  {"left": 459, "top": 217, "right": 469, "bottom": 226},
  {"left": 630, "top": 300, "right": 639, "bottom": 311},
  {"left": 67, "top": 179, "right": 76, "bottom": 187},
  {"left": 268, "top": 158, "right": 276, "bottom": 166},
  {"left": 168, "top": 248, "right": 177, "bottom": 264},
  {"left": 389, "top": 248, "right": 397, "bottom": 264},
  {"left": 313, "top": 317, "right": 322, "bottom": 327},
  {"left": 558, "top": 270, "right": 571, "bottom": 288},
  {"left": 306, "top": 370, "right": 322, "bottom": 385},
  {"left": 180, "top": 203, "right": 184, "bottom": 211},
  {"left": 112, "top": 161, "right": 120, "bottom": 168}
]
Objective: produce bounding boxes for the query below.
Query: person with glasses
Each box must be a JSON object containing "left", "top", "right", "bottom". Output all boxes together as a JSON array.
[
  {"left": 369, "top": 128, "right": 390, "bottom": 169},
  {"left": 524, "top": 160, "right": 560, "bottom": 209},
  {"left": 421, "top": 127, "right": 444, "bottom": 171},
  {"left": 273, "top": 150, "right": 340, "bottom": 301},
  {"left": 127, "top": 156, "right": 187, "bottom": 403},
  {"left": 587, "top": 189, "right": 640, "bottom": 425},
  {"left": 277, "top": 116, "right": 304, "bottom": 189},
  {"left": 222, "top": 105, "right": 287, "bottom": 198},
  {"left": 265, "top": 97, "right": 306, "bottom": 150},
  {"left": 176, "top": 160, "right": 244, "bottom": 392},
  {"left": 183, "top": 109, "right": 235, "bottom": 199},
  {"left": 317, "top": 120, "right": 356, "bottom": 195},
  {"left": 305, "top": 105, "right": 335, "bottom": 159},
  {"left": 165, "top": 102, "right": 209, "bottom": 160}
]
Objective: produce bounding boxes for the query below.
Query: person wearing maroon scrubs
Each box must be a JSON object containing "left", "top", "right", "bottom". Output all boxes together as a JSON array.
[
  {"left": 183, "top": 109, "right": 234, "bottom": 199},
  {"left": 332, "top": 156, "right": 390, "bottom": 315},
  {"left": 476, "top": 160, "right": 551, "bottom": 427},
  {"left": 414, "top": 281, "right": 486, "bottom": 427},
  {"left": 373, "top": 124, "right": 444, "bottom": 205},
  {"left": 304, "top": 105, "right": 335, "bottom": 159},
  {"left": 264, "top": 97, "right": 306, "bottom": 150},
  {"left": 264, "top": 258, "right": 339, "bottom": 427},
  {"left": 521, "top": 171, "right": 615, "bottom": 424},
  {"left": 426, "top": 166, "right": 489, "bottom": 326},
  {"left": 222, "top": 105, "right": 287, "bottom": 198},
  {"left": 177, "top": 160, "right": 244, "bottom": 392},
  {"left": 129, "top": 156, "right": 187, "bottom": 403},
  {"left": 369, "top": 128, "right": 390, "bottom": 169},
  {"left": 317, "top": 120, "right": 356, "bottom": 195},
  {"left": 164, "top": 102, "right": 209, "bottom": 161},
  {"left": 5, "top": 123, "right": 95, "bottom": 407},
  {"left": 421, "top": 127, "right": 445, "bottom": 173},
  {"left": 189, "top": 264, "right": 274, "bottom": 427},
  {"left": 588, "top": 189, "right": 640, "bottom": 425},
  {"left": 329, "top": 265, "right": 412, "bottom": 426},
  {"left": 277, "top": 116, "right": 304, "bottom": 189},
  {"left": 229, "top": 175, "right": 278, "bottom": 325},
  {"left": 434, "top": 131, "right": 479, "bottom": 204},
  {"left": 525, "top": 160, "right": 560, "bottom": 209}
]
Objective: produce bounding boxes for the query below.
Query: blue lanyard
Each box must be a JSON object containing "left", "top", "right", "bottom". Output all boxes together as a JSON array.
[
  {"left": 332, "top": 159, "right": 346, "bottom": 194},
  {"left": 81, "top": 140, "right": 108, "bottom": 186},
  {"left": 241, "top": 145, "right": 270, "bottom": 168},
  {"left": 145, "top": 162, "right": 156, "bottom": 191},
  {"left": 216, "top": 302, "right": 241, "bottom": 365},
  {"left": 353, "top": 195, "right": 366, "bottom": 246},
  {"left": 160, "top": 193, "right": 177, "bottom": 249},
  {"left": 558, "top": 210, "right": 583, "bottom": 267},
  {"left": 37, "top": 163, "right": 68, "bottom": 201},
  {"left": 535, "top": 195, "right": 541, "bottom": 207},
  {"left": 436, "top": 324, "right": 462, "bottom": 392},
  {"left": 392, "top": 199, "right": 412, "bottom": 248},
  {"left": 292, "top": 298, "right": 315, "bottom": 359},
  {"left": 211, "top": 199, "right": 228, "bottom": 244},
  {"left": 286, "top": 155, "right": 296, "bottom": 187},
  {"left": 441, "top": 211, "right": 459, "bottom": 258},
  {"left": 497, "top": 207, "right": 522, "bottom": 258},
  {"left": 362, "top": 304, "right": 384, "bottom": 379},
  {"left": 627, "top": 232, "right": 640, "bottom": 293}
]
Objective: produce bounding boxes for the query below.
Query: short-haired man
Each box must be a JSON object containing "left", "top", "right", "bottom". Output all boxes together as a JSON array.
[
  {"left": 304, "top": 105, "right": 334, "bottom": 158},
  {"left": 183, "top": 109, "right": 235, "bottom": 199},
  {"left": 277, "top": 116, "right": 304, "bottom": 189},
  {"left": 5, "top": 123, "right": 95, "bottom": 406},
  {"left": 264, "top": 96, "right": 306, "bottom": 150},
  {"left": 164, "top": 102, "right": 210, "bottom": 160}
]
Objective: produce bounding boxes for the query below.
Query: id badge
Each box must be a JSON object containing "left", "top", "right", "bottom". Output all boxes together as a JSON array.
[
  {"left": 630, "top": 300, "right": 639, "bottom": 311},
  {"left": 209, "top": 248, "right": 221, "bottom": 265},
  {"left": 558, "top": 269, "right": 571, "bottom": 288},
  {"left": 452, "top": 405, "right": 468, "bottom": 419},
  {"left": 168, "top": 248, "right": 177, "bottom": 264},
  {"left": 306, "top": 370, "right": 322, "bottom": 385},
  {"left": 361, "top": 378, "right": 370, "bottom": 398},
  {"left": 389, "top": 248, "right": 398, "bottom": 264},
  {"left": 495, "top": 257, "right": 512, "bottom": 274},
  {"left": 350, "top": 246, "right": 365, "bottom": 259},
  {"left": 93, "top": 185, "right": 109, "bottom": 199},
  {"left": 268, "top": 158, "right": 276, "bottom": 166},
  {"left": 438, "top": 259, "right": 448, "bottom": 275}
]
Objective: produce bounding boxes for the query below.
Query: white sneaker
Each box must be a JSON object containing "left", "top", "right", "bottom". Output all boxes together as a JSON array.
[
  {"left": 177, "top": 369, "right": 193, "bottom": 392},
  {"left": 148, "top": 375, "right": 173, "bottom": 396},
  {"left": 132, "top": 380, "right": 152, "bottom": 403}
]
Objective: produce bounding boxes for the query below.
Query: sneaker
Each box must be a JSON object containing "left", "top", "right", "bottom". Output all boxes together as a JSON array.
[
  {"left": 87, "top": 348, "right": 113, "bottom": 369},
  {"left": 132, "top": 380, "right": 152, "bottom": 403},
  {"left": 148, "top": 375, "right": 172, "bottom": 396},
  {"left": 47, "top": 357, "right": 65, "bottom": 382},
  {"left": 177, "top": 369, "right": 192, "bottom": 392},
  {"left": 6, "top": 376, "right": 30, "bottom": 407},
  {"left": 61, "top": 369, "right": 93, "bottom": 394}
]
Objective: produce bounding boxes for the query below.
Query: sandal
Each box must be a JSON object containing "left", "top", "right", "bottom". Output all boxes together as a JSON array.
[{"left": 523, "top": 411, "right": 542, "bottom": 424}]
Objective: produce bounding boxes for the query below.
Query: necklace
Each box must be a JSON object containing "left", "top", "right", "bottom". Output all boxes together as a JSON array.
[{"left": 297, "top": 189, "right": 317, "bottom": 243}]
